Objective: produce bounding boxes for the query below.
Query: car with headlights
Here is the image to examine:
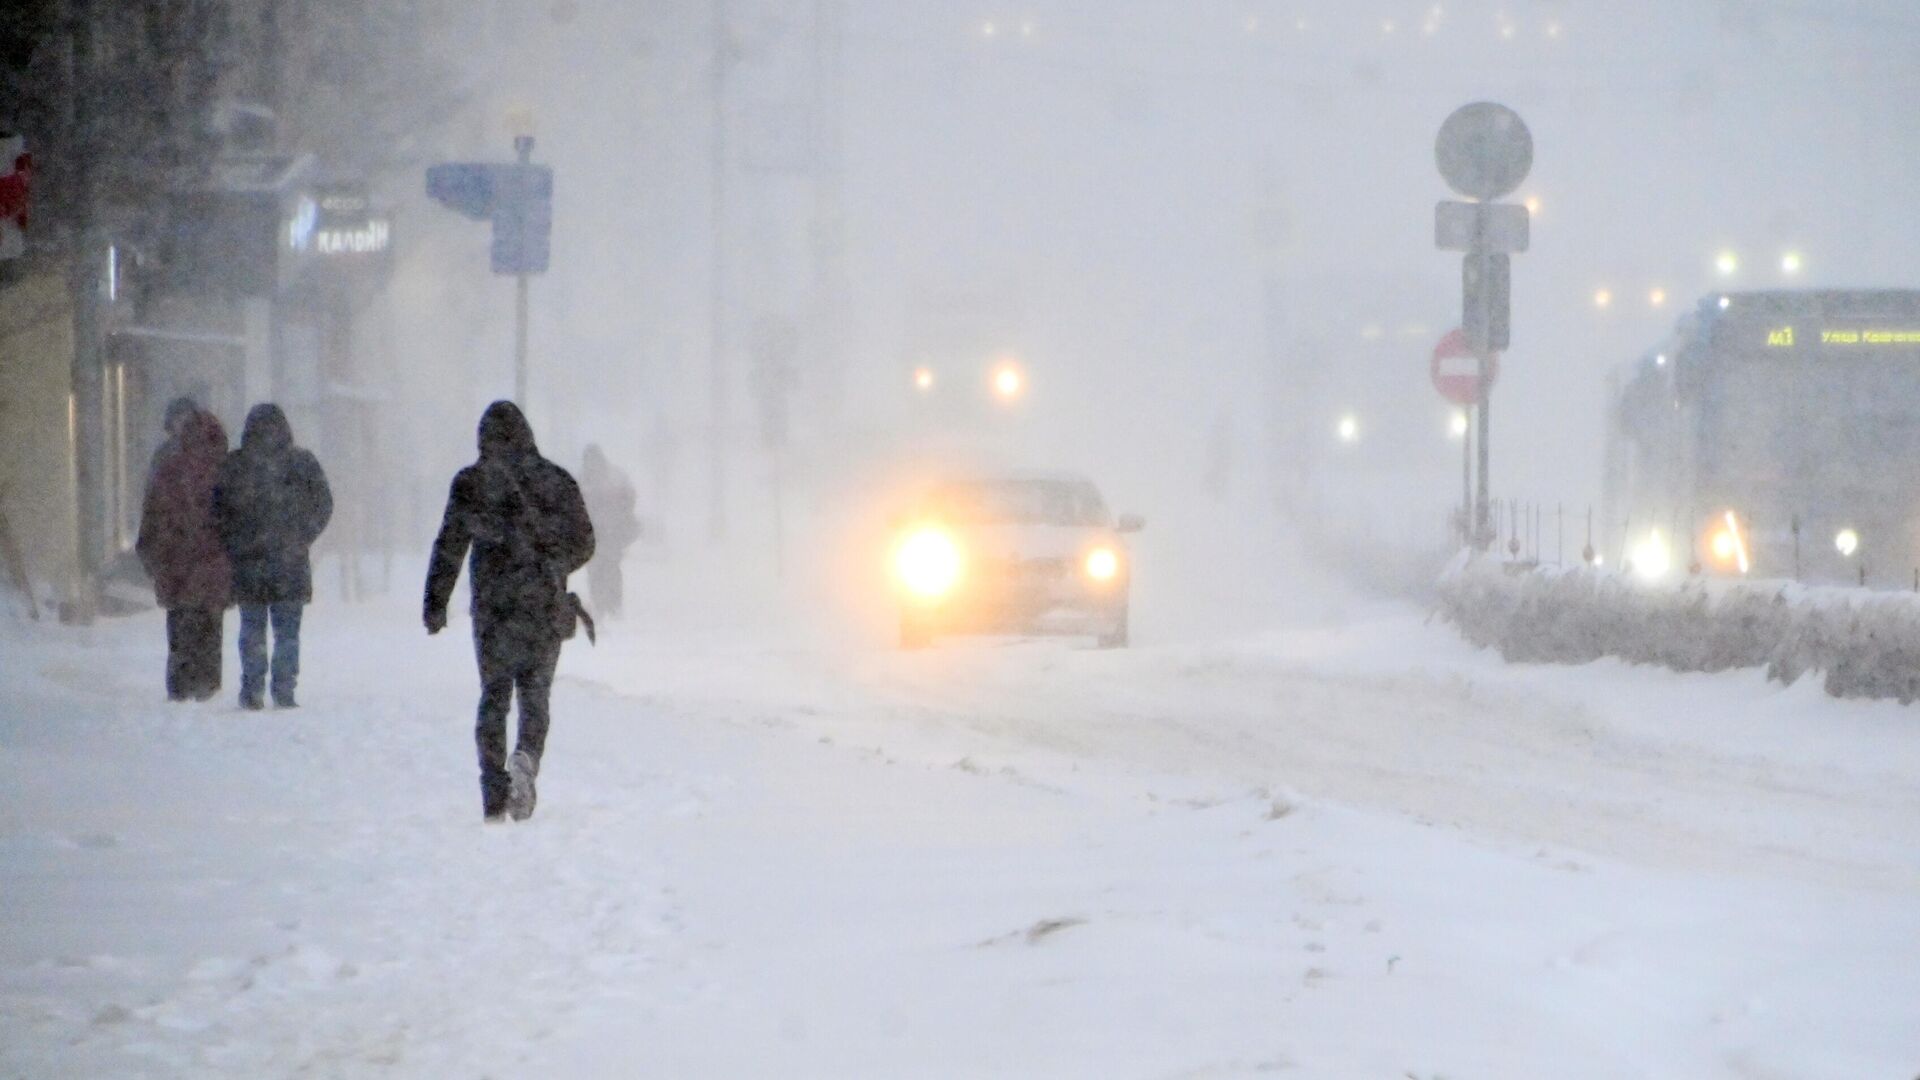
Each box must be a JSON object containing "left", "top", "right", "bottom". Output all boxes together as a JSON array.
[{"left": 891, "top": 472, "right": 1143, "bottom": 649}]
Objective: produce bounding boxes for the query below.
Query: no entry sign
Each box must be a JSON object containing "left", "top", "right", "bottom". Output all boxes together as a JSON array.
[{"left": 1431, "top": 327, "right": 1498, "bottom": 406}]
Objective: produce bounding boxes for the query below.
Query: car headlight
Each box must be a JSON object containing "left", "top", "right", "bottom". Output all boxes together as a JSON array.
[
  {"left": 895, "top": 527, "right": 964, "bottom": 599},
  {"left": 1835, "top": 528, "right": 1860, "bottom": 558},
  {"left": 1706, "top": 510, "right": 1750, "bottom": 574},
  {"left": 1085, "top": 546, "right": 1120, "bottom": 582},
  {"left": 1629, "top": 529, "right": 1673, "bottom": 582}
]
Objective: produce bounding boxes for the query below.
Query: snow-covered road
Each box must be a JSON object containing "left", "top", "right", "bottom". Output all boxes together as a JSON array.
[{"left": 5, "top": 554, "right": 1919, "bottom": 1078}]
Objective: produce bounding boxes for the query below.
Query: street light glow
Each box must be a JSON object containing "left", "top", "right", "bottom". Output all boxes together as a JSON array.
[
  {"left": 1523, "top": 194, "right": 1541, "bottom": 216},
  {"left": 1781, "top": 251, "right": 1804, "bottom": 275},
  {"left": 1337, "top": 413, "right": 1360, "bottom": 444},
  {"left": 1593, "top": 288, "right": 1613, "bottom": 309},
  {"left": 1715, "top": 251, "right": 1739, "bottom": 277},
  {"left": 914, "top": 367, "right": 935, "bottom": 392},
  {"left": 991, "top": 362, "right": 1025, "bottom": 401},
  {"left": 1449, "top": 411, "right": 1469, "bottom": 438},
  {"left": 1649, "top": 287, "right": 1667, "bottom": 308}
]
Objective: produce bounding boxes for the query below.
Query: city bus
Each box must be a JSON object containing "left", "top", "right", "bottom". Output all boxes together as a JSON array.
[{"left": 1603, "top": 289, "right": 1920, "bottom": 585}]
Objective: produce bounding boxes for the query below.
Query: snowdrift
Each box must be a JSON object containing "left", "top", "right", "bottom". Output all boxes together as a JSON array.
[{"left": 1437, "top": 555, "right": 1920, "bottom": 704}]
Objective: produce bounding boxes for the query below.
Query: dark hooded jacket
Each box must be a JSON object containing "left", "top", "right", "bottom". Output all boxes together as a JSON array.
[
  {"left": 425, "top": 402, "right": 595, "bottom": 636},
  {"left": 212, "top": 404, "right": 333, "bottom": 604},
  {"left": 137, "top": 409, "right": 232, "bottom": 610}
]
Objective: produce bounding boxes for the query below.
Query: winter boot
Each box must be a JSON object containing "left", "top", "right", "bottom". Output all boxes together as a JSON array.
[
  {"left": 239, "top": 692, "right": 265, "bottom": 711},
  {"left": 507, "top": 749, "right": 538, "bottom": 821}
]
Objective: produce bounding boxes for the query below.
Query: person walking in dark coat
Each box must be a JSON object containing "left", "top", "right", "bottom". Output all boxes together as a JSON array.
[
  {"left": 579, "top": 443, "right": 640, "bottom": 620},
  {"left": 136, "top": 404, "right": 231, "bottom": 701},
  {"left": 212, "top": 404, "right": 332, "bottom": 710},
  {"left": 428, "top": 399, "right": 591, "bottom": 818},
  {"left": 425, "top": 401, "right": 594, "bottom": 822}
]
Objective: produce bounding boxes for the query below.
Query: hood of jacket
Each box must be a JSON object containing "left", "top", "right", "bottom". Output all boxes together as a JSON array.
[
  {"left": 478, "top": 400, "right": 539, "bottom": 461},
  {"left": 240, "top": 403, "right": 294, "bottom": 453},
  {"left": 181, "top": 409, "right": 229, "bottom": 459}
]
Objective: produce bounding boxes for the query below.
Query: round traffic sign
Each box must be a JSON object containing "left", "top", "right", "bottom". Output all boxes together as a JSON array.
[
  {"left": 1431, "top": 327, "right": 1498, "bottom": 406},
  {"left": 1435, "top": 102, "right": 1533, "bottom": 201}
]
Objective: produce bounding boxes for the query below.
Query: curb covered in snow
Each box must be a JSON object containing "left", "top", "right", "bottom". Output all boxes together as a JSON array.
[{"left": 1436, "top": 554, "right": 1920, "bottom": 704}]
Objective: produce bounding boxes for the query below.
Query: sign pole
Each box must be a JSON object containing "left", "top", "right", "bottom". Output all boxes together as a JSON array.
[
  {"left": 513, "top": 134, "right": 533, "bottom": 409},
  {"left": 1475, "top": 357, "right": 1492, "bottom": 548},
  {"left": 1433, "top": 101, "right": 1531, "bottom": 553},
  {"left": 1461, "top": 405, "right": 1473, "bottom": 543}
]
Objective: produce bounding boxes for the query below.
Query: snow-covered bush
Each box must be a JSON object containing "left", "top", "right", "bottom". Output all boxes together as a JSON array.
[{"left": 1436, "top": 556, "right": 1920, "bottom": 704}]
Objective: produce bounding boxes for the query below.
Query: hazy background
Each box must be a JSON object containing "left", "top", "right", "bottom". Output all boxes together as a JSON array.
[{"left": 374, "top": 0, "right": 1920, "bottom": 593}]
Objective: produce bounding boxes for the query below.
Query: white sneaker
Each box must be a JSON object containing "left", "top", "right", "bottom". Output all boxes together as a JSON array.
[{"left": 507, "top": 750, "right": 538, "bottom": 821}]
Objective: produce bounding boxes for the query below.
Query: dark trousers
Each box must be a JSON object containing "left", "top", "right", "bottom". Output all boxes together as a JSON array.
[
  {"left": 165, "top": 607, "right": 224, "bottom": 700},
  {"left": 474, "top": 621, "right": 562, "bottom": 813},
  {"left": 239, "top": 602, "right": 303, "bottom": 704}
]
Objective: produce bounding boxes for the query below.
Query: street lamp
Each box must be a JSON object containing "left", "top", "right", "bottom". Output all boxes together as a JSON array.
[
  {"left": 1593, "top": 288, "right": 1613, "bottom": 310},
  {"left": 914, "top": 367, "right": 935, "bottom": 392},
  {"left": 1781, "top": 251, "right": 1804, "bottom": 276},
  {"left": 1336, "top": 413, "right": 1360, "bottom": 444},
  {"left": 1649, "top": 286, "right": 1667, "bottom": 308},
  {"left": 1715, "top": 251, "right": 1739, "bottom": 277}
]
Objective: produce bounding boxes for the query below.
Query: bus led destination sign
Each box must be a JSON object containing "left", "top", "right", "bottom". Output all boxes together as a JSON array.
[{"left": 1763, "top": 326, "right": 1920, "bottom": 348}]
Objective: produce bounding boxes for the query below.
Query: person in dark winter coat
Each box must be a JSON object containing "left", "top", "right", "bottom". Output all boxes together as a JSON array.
[
  {"left": 212, "top": 404, "right": 333, "bottom": 710},
  {"left": 137, "top": 404, "right": 231, "bottom": 701},
  {"left": 425, "top": 401, "right": 594, "bottom": 822},
  {"left": 579, "top": 443, "right": 640, "bottom": 620}
]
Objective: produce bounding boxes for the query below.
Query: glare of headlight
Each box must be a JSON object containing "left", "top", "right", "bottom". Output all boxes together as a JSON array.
[
  {"left": 1630, "top": 529, "right": 1673, "bottom": 582},
  {"left": 1449, "top": 411, "right": 1469, "bottom": 438},
  {"left": 1711, "top": 511, "right": 1751, "bottom": 574},
  {"left": 1718, "top": 295, "right": 1732, "bottom": 310},
  {"left": 992, "top": 363, "right": 1024, "bottom": 400},
  {"left": 1337, "top": 413, "right": 1360, "bottom": 443},
  {"left": 1085, "top": 547, "right": 1120, "bottom": 581},
  {"left": 895, "top": 527, "right": 963, "bottom": 598},
  {"left": 914, "top": 367, "right": 935, "bottom": 392},
  {"left": 1835, "top": 528, "right": 1860, "bottom": 558},
  {"left": 1715, "top": 251, "right": 1739, "bottom": 277}
]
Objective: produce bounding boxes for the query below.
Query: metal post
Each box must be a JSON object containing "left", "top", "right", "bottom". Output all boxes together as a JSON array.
[
  {"left": 706, "top": 0, "right": 732, "bottom": 542},
  {"left": 514, "top": 274, "right": 529, "bottom": 405},
  {"left": 1474, "top": 356, "right": 1491, "bottom": 549},
  {"left": 1460, "top": 406, "right": 1473, "bottom": 546},
  {"left": 513, "top": 135, "right": 533, "bottom": 409}
]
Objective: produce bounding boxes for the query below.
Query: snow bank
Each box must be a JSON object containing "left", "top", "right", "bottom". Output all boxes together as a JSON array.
[{"left": 1437, "top": 555, "right": 1920, "bottom": 704}]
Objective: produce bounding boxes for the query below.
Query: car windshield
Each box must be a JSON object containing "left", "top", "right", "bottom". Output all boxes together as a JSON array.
[{"left": 932, "top": 479, "right": 1110, "bottom": 526}]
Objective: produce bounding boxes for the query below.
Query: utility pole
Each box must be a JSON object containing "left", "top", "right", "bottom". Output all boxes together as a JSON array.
[
  {"left": 809, "top": 0, "right": 848, "bottom": 428},
  {"left": 707, "top": 0, "right": 731, "bottom": 542}
]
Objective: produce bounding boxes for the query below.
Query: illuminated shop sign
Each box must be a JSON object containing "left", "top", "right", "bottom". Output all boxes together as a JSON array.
[
  {"left": 286, "top": 183, "right": 392, "bottom": 259},
  {"left": 1763, "top": 326, "right": 1920, "bottom": 348}
]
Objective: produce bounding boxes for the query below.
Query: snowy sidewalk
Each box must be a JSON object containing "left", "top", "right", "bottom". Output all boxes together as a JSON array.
[{"left": 4, "top": 595, "right": 1919, "bottom": 1078}]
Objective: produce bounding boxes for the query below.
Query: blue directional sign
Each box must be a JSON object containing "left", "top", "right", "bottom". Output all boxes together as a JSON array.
[
  {"left": 490, "top": 164, "right": 551, "bottom": 275},
  {"left": 425, "top": 161, "right": 552, "bottom": 275}
]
